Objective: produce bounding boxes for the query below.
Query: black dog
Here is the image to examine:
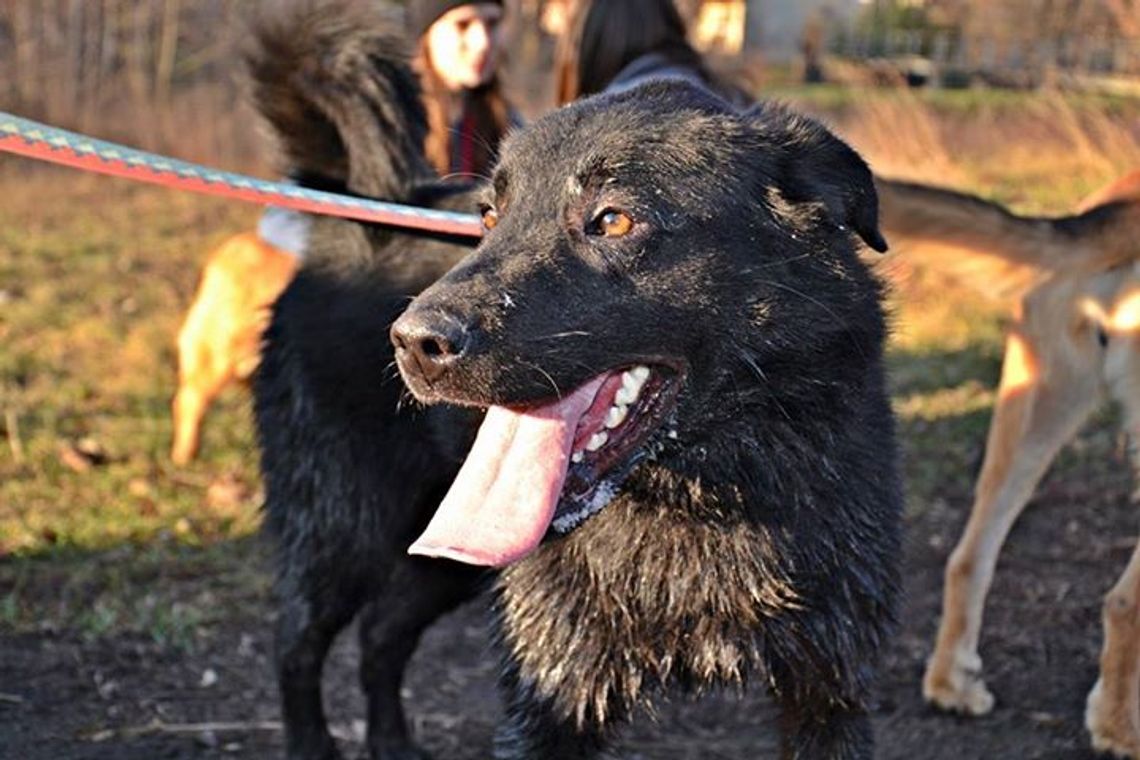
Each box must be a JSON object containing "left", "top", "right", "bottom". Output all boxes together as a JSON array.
[
  {"left": 252, "top": 3, "right": 902, "bottom": 759},
  {"left": 248, "top": 5, "right": 484, "bottom": 760},
  {"left": 391, "top": 85, "right": 901, "bottom": 759}
]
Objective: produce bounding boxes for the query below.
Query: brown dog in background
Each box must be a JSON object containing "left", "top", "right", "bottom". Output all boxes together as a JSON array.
[
  {"left": 875, "top": 174, "right": 1140, "bottom": 758},
  {"left": 171, "top": 231, "right": 298, "bottom": 465},
  {"left": 1076, "top": 169, "right": 1140, "bottom": 213}
]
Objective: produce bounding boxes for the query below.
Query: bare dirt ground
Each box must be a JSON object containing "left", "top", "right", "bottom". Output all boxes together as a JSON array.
[{"left": 2, "top": 457, "right": 1134, "bottom": 760}]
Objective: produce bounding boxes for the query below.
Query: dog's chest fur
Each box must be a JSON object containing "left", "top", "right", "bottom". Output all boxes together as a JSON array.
[{"left": 495, "top": 467, "right": 801, "bottom": 725}]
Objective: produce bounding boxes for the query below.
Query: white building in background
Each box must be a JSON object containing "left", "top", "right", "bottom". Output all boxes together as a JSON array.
[
  {"left": 694, "top": 0, "right": 863, "bottom": 60},
  {"left": 744, "top": 0, "right": 863, "bottom": 59}
]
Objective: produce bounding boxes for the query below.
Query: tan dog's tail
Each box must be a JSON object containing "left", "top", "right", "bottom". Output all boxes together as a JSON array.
[
  {"left": 876, "top": 178, "right": 1140, "bottom": 302},
  {"left": 1076, "top": 169, "right": 1140, "bottom": 213}
]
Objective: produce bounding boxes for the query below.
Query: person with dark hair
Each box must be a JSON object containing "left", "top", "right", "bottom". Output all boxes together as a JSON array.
[
  {"left": 176, "top": 2, "right": 519, "bottom": 460},
  {"left": 408, "top": 0, "right": 520, "bottom": 179},
  {"left": 554, "top": 0, "right": 746, "bottom": 105},
  {"left": 248, "top": 1, "right": 517, "bottom": 265}
]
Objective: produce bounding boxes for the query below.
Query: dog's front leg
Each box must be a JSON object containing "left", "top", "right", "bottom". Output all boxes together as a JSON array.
[
  {"left": 492, "top": 667, "right": 609, "bottom": 760},
  {"left": 1086, "top": 328, "right": 1140, "bottom": 757},
  {"left": 776, "top": 705, "right": 872, "bottom": 760},
  {"left": 924, "top": 321, "right": 1101, "bottom": 715},
  {"left": 358, "top": 557, "right": 484, "bottom": 760},
  {"left": 275, "top": 570, "right": 361, "bottom": 760},
  {"left": 1086, "top": 538, "right": 1140, "bottom": 759},
  {"left": 767, "top": 646, "right": 874, "bottom": 760}
]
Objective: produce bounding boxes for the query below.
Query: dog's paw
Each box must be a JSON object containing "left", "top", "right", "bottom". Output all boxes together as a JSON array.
[
  {"left": 1087, "top": 679, "right": 1140, "bottom": 758},
  {"left": 922, "top": 651, "right": 995, "bottom": 716}
]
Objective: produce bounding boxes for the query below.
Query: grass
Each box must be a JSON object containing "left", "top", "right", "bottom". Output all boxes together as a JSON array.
[
  {"left": 1, "top": 538, "right": 270, "bottom": 651},
  {"left": 0, "top": 166, "right": 272, "bottom": 641},
  {"left": 1, "top": 85, "right": 1137, "bottom": 642},
  {"left": 769, "top": 80, "right": 1140, "bottom": 118},
  {"left": 779, "top": 85, "right": 1140, "bottom": 211},
  {"left": 0, "top": 168, "right": 264, "bottom": 558}
]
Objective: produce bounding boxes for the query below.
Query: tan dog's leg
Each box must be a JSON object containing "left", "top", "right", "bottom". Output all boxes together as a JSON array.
[
  {"left": 1087, "top": 315, "right": 1140, "bottom": 758},
  {"left": 171, "top": 234, "right": 298, "bottom": 465},
  {"left": 172, "top": 300, "right": 233, "bottom": 466},
  {"left": 1087, "top": 539, "right": 1140, "bottom": 758},
  {"left": 924, "top": 310, "right": 1102, "bottom": 714}
]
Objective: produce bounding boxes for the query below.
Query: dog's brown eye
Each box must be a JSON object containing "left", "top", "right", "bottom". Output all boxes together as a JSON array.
[
  {"left": 481, "top": 207, "right": 500, "bottom": 230},
  {"left": 595, "top": 209, "right": 633, "bottom": 238}
]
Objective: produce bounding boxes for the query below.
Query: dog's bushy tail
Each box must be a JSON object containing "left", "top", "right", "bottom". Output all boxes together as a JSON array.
[
  {"left": 876, "top": 178, "right": 1140, "bottom": 301},
  {"left": 245, "top": 0, "right": 433, "bottom": 200}
]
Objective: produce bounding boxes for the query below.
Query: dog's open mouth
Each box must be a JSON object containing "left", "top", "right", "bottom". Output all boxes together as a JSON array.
[{"left": 408, "top": 364, "right": 682, "bottom": 567}]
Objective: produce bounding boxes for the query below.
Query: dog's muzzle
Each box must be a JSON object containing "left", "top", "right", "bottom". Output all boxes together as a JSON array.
[{"left": 391, "top": 307, "right": 472, "bottom": 390}]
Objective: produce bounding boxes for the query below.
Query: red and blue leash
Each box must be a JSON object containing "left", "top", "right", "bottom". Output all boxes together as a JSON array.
[{"left": 0, "top": 111, "right": 484, "bottom": 239}]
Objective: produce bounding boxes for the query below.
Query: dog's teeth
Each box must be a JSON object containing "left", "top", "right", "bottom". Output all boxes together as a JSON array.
[
  {"left": 571, "top": 451, "right": 584, "bottom": 464},
  {"left": 604, "top": 404, "right": 628, "bottom": 429},
  {"left": 617, "top": 367, "right": 649, "bottom": 406},
  {"left": 615, "top": 386, "right": 638, "bottom": 406},
  {"left": 621, "top": 368, "right": 648, "bottom": 391},
  {"left": 586, "top": 431, "right": 608, "bottom": 451}
]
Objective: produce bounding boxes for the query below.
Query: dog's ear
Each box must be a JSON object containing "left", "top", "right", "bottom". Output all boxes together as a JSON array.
[{"left": 746, "top": 104, "right": 888, "bottom": 253}]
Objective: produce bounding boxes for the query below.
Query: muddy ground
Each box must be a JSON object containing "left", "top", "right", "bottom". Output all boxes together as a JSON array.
[{"left": 2, "top": 454, "right": 1134, "bottom": 760}]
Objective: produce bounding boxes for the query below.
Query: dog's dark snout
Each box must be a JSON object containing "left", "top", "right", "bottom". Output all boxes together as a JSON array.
[{"left": 391, "top": 309, "right": 471, "bottom": 384}]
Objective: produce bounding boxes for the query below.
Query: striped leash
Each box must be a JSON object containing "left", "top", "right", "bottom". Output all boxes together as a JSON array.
[{"left": 0, "top": 111, "right": 484, "bottom": 239}]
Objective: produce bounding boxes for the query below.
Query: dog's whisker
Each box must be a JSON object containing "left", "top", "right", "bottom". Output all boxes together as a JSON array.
[
  {"left": 754, "top": 278, "right": 869, "bottom": 362},
  {"left": 750, "top": 252, "right": 815, "bottom": 270},
  {"left": 444, "top": 126, "right": 499, "bottom": 174},
  {"left": 440, "top": 170, "right": 493, "bottom": 184},
  {"left": 394, "top": 387, "right": 421, "bottom": 414},
  {"left": 525, "top": 330, "right": 593, "bottom": 342},
  {"left": 519, "top": 360, "right": 563, "bottom": 401},
  {"left": 733, "top": 347, "right": 794, "bottom": 422}
]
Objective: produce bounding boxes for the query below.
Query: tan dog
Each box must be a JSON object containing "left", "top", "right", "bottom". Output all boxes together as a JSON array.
[
  {"left": 172, "top": 232, "right": 299, "bottom": 465},
  {"left": 1078, "top": 169, "right": 1140, "bottom": 213},
  {"left": 874, "top": 175, "right": 1140, "bottom": 758}
]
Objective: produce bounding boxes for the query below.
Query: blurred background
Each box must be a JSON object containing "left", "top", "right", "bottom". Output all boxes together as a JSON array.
[
  {"left": 6, "top": 0, "right": 1140, "bottom": 170},
  {"left": 3, "top": 2, "right": 1140, "bottom": 758}
]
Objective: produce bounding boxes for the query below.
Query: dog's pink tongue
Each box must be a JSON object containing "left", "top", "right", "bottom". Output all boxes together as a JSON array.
[{"left": 408, "top": 376, "right": 606, "bottom": 567}]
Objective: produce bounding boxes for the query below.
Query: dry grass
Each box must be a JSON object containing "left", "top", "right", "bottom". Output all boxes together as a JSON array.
[
  {"left": 0, "top": 169, "right": 263, "bottom": 559},
  {"left": 781, "top": 84, "right": 1140, "bottom": 212}
]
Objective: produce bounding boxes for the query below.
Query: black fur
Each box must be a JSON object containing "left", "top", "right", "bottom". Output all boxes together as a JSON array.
[
  {"left": 393, "top": 84, "right": 901, "bottom": 759},
  {"left": 249, "top": 3, "right": 483, "bottom": 760},
  {"left": 252, "top": 3, "right": 902, "bottom": 759}
]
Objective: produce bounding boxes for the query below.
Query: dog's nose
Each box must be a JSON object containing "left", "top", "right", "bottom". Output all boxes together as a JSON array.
[{"left": 391, "top": 309, "right": 471, "bottom": 385}]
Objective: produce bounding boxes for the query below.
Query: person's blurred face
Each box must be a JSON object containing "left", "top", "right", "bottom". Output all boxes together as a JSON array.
[
  {"left": 425, "top": 3, "right": 505, "bottom": 91},
  {"left": 539, "top": 0, "right": 570, "bottom": 37}
]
